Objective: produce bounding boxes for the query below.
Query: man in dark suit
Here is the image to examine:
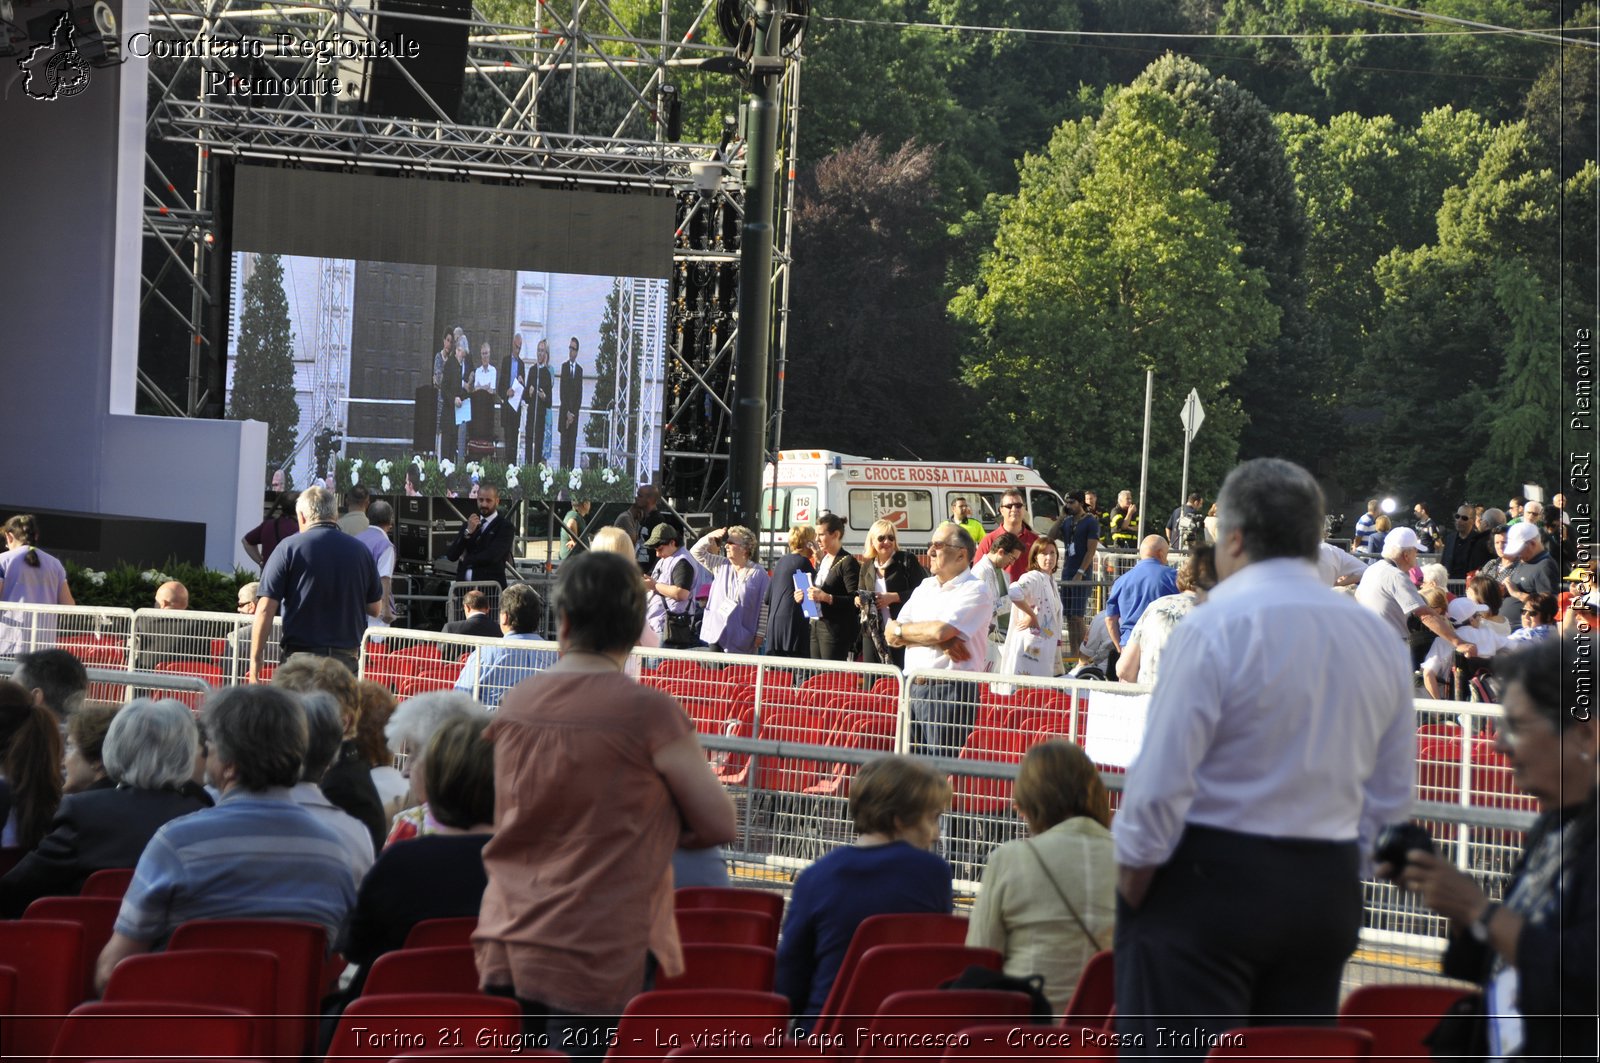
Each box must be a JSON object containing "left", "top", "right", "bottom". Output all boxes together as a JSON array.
[
  {"left": 499, "top": 333, "right": 529, "bottom": 464},
  {"left": 1439, "top": 502, "right": 1494, "bottom": 579},
  {"left": 444, "top": 589, "right": 502, "bottom": 639},
  {"left": 558, "top": 336, "right": 583, "bottom": 469},
  {"left": 527, "top": 338, "right": 555, "bottom": 467},
  {"left": 445, "top": 484, "right": 517, "bottom": 587}
]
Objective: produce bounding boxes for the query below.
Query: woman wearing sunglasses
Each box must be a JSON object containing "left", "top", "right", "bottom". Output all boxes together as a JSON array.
[{"left": 854, "top": 519, "right": 928, "bottom": 669}]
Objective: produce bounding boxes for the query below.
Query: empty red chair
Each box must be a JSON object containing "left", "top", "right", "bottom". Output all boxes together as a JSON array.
[
  {"left": 326, "top": 993, "right": 522, "bottom": 1062},
  {"left": 814, "top": 913, "right": 971, "bottom": 1033},
  {"left": 100, "top": 948, "right": 278, "bottom": 1057},
  {"left": 0, "top": 918, "right": 84, "bottom": 1058},
  {"left": 851, "top": 990, "right": 1032, "bottom": 1061},
  {"left": 1339, "top": 983, "right": 1476, "bottom": 1063},
  {"left": 49, "top": 1000, "right": 256, "bottom": 1062},
  {"left": 404, "top": 916, "right": 479, "bottom": 950},
  {"left": 1205, "top": 1025, "right": 1374, "bottom": 1061},
  {"left": 674, "top": 908, "right": 776, "bottom": 949},
  {"left": 23, "top": 895, "right": 122, "bottom": 1001},
  {"left": 363, "top": 946, "right": 482, "bottom": 996},
  {"left": 168, "top": 918, "right": 326, "bottom": 1058},
  {"left": 608, "top": 989, "right": 789, "bottom": 1063},
  {"left": 814, "top": 944, "right": 1001, "bottom": 1043},
  {"left": 942, "top": 1024, "right": 1114, "bottom": 1059},
  {"left": 676, "top": 887, "right": 785, "bottom": 926},
  {"left": 79, "top": 867, "right": 136, "bottom": 899},
  {"left": 1060, "top": 950, "right": 1113, "bottom": 1029},
  {"left": 656, "top": 944, "right": 777, "bottom": 993}
]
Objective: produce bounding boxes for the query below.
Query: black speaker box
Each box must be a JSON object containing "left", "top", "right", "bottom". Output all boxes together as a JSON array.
[{"left": 357, "top": 0, "right": 471, "bottom": 121}]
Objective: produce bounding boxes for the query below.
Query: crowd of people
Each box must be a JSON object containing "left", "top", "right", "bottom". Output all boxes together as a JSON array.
[{"left": 0, "top": 457, "right": 1592, "bottom": 1058}]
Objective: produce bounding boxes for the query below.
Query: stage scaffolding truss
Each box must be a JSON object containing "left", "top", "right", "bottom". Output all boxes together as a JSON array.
[{"left": 138, "top": 0, "right": 800, "bottom": 513}]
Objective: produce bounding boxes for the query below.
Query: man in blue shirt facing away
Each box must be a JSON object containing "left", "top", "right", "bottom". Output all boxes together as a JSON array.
[{"left": 1103, "top": 534, "right": 1178, "bottom": 679}]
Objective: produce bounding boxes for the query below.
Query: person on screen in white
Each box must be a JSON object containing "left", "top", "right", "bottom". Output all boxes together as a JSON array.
[
  {"left": 473, "top": 342, "right": 498, "bottom": 398},
  {"left": 1112, "top": 458, "right": 1414, "bottom": 1056},
  {"left": 500, "top": 333, "right": 528, "bottom": 463}
]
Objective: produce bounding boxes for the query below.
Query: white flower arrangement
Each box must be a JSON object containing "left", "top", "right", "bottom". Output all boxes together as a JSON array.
[
  {"left": 505, "top": 465, "right": 521, "bottom": 490},
  {"left": 380, "top": 475, "right": 391, "bottom": 492},
  {"left": 374, "top": 459, "right": 393, "bottom": 474},
  {"left": 83, "top": 568, "right": 106, "bottom": 587},
  {"left": 439, "top": 458, "right": 456, "bottom": 476},
  {"left": 568, "top": 468, "right": 583, "bottom": 491},
  {"left": 601, "top": 467, "right": 620, "bottom": 485},
  {"left": 466, "top": 461, "right": 484, "bottom": 477},
  {"left": 139, "top": 569, "right": 168, "bottom": 584}
]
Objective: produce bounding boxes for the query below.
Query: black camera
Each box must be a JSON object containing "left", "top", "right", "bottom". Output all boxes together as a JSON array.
[{"left": 1374, "top": 821, "right": 1434, "bottom": 879}]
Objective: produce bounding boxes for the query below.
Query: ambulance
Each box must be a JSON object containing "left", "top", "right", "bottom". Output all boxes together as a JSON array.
[{"left": 761, "top": 450, "right": 1067, "bottom": 554}]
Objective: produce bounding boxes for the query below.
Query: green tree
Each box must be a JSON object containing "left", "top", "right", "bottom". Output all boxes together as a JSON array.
[
  {"left": 951, "top": 85, "right": 1278, "bottom": 503},
  {"left": 1121, "top": 55, "right": 1315, "bottom": 468},
  {"left": 227, "top": 252, "right": 301, "bottom": 478}
]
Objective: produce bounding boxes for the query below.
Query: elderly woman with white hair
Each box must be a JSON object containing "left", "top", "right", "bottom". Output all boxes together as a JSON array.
[
  {"left": 690, "top": 524, "right": 770, "bottom": 654},
  {"left": 0, "top": 698, "right": 211, "bottom": 916},
  {"left": 382, "top": 689, "right": 488, "bottom": 847}
]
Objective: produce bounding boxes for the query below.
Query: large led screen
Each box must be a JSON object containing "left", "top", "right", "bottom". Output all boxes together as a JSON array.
[{"left": 224, "top": 166, "right": 672, "bottom": 494}]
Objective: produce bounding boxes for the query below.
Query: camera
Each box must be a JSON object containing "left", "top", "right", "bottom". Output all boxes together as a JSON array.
[
  {"left": 857, "top": 587, "right": 878, "bottom": 610},
  {"left": 1177, "top": 515, "right": 1203, "bottom": 548},
  {"left": 1325, "top": 513, "right": 1346, "bottom": 540},
  {"left": 1374, "top": 821, "right": 1434, "bottom": 879}
]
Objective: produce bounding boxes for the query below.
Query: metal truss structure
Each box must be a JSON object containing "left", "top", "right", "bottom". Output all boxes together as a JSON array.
[{"left": 138, "top": 0, "right": 800, "bottom": 512}]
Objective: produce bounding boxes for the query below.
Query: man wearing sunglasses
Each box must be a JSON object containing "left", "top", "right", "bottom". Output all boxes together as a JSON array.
[
  {"left": 975, "top": 489, "right": 1037, "bottom": 582},
  {"left": 1439, "top": 501, "right": 1493, "bottom": 580}
]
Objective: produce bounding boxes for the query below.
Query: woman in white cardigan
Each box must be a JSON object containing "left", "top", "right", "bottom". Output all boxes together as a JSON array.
[{"left": 966, "top": 740, "right": 1116, "bottom": 1017}]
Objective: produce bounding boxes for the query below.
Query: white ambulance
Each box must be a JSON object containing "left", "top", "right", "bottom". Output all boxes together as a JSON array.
[{"left": 760, "top": 450, "right": 1067, "bottom": 554}]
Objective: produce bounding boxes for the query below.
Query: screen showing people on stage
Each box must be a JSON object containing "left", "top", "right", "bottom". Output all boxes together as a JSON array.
[{"left": 225, "top": 254, "right": 667, "bottom": 493}]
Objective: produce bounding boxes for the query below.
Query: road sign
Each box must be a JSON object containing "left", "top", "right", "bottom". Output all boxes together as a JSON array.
[{"left": 1180, "top": 388, "right": 1205, "bottom": 439}]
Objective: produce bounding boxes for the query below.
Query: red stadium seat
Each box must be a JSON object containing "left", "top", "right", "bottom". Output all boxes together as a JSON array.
[
  {"left": 363, "top": 946, "right": 482, "bottom": 997},
  {"left": 849, "top": 990, "right": 1033, "bottom": 1062},
  {"left": 815, "top": 912, "right": 971, "bottom": 1029},
  {"left": 0, "top": 918, "right": 83, "bottom": 1058},
  {"left": 1338, "top": 983, "right": 1476, "bottom": 1063},
  {"left": 951, "top": 727, "right": 1026, "bottom": 816},
  {"left": 674, "top": 908, "right": 776, "bottom": 950},
  {"left": 403, "top": 917, "right": 479, "bottom": 950},
  {"left": 22, "top": 896, "right": 122, "bottom": 1001},
  {"left": 655, "top": 944, "right": 777, "bottom": 993},
  {"left": 1204, "top": 1025, "right": 1374, "bottom": 1061},
  {"left": 675, "top": 887, "right": 785, "bottom": 927},
  {"left": 168, "top": 918, "right": 326, "bottom": 1058},
  {"left": 608, "top": 989, "right": 789, "bottom": 1063},
  {"left": 325, "top": 992, "right": 522, "bottom": 1062},
  {"left": 79, "top": 867, "right": 136, "bottom": 899},
  {"left": 813, "top": 943, "right": 1000, "bottom": 1043},
  {"left": 49, "top": 1000, "right": 256, "bottom": 1062},
  {"left": 101, "top": 947, "right": 278, "bottom": 1057},
  {"left": 1060, "top": 950, "right": 1114, "bottom": 1030}
]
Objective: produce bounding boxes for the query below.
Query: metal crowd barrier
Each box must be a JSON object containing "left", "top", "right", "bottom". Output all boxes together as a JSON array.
[{"left": 6, "top": 602, "right": 1533, "bottom": 991}]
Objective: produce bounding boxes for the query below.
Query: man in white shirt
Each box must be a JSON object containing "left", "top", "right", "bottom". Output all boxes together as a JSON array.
[
  {"left": 1317, "top": 540, "right": 1367, "bottom": 588},
  {"left": 886, "top": 522, "right": 995, "bottom": 757},
  {"left": 1355, "top": 526, "right": 1475, "bottom": 663},
  {"left": 1113, "top": 458, "right": 1415, "bottom": 1053}
]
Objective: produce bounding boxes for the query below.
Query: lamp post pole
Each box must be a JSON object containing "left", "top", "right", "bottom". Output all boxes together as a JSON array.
[{"left": 728, "top": 0, "right": 784, "bottom": 546}]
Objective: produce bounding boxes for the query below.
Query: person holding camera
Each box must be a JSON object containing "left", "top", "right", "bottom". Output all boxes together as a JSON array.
[
  {"left": 1387, "top": 634, "right": 1596, "bottom": 1061},
  {"left": 691, "top": 525, "right": 769, "bottom": 654},
  {"left": 1113, "top": 459, "right": 1414, "bottom": 1055},
  {"left": 853, "top": 519, "right": 927, "bottom": 669}
]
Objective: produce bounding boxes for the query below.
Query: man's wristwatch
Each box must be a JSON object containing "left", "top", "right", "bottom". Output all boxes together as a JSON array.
[
  {"left": 888, "top": 620, "right": 901, "bottom": 640},
  {"left": 1469, "top": 902, "right": 1500, "bottom": 943}
]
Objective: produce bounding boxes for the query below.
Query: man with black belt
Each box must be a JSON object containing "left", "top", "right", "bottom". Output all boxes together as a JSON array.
[
  {"left": 250, "top": 485, "right": 382, "bottom": 680},
  {"left": 445, "top": 485, "right": 516, "bottom": 587},
  {"left": 1113, "top": 459, "right": 1414, "bottom": 1054},
  {"left": 886, "top": 522, "right": 993, "bottom": 758}
]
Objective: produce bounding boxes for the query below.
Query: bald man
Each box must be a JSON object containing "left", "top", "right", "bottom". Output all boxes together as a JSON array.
[
  {"left": 155, "top": 581, "right": 189, "bottom": 610},
  {"left": 1104, "top": 535, "right": 1179, "bottom": 678}
]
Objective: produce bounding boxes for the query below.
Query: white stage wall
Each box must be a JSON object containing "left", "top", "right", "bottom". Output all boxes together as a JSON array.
[{"left": 0, "top": 0, "right": 267, "bottom": 573}]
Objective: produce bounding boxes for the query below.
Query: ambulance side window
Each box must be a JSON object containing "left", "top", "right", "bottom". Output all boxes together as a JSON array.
[{"left": 1030, "top": 490, "right": 1062, "bottom": 526}]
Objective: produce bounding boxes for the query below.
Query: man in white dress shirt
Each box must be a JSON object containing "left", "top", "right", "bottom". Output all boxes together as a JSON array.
[
  {"left": 886, "top": 522, "right": 995, "bottom": 757},
  {"left": 1113, "top": 458, "right": 1415, "bottom": 1053}
]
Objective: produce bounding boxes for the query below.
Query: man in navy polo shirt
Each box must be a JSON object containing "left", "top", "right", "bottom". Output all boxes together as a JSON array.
[
  {"left": 250, "top": 485, "right": 381, "bottom": 680},
  {"left": 1104, "top": 535, "right": 1179, "bottom": 679}
]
